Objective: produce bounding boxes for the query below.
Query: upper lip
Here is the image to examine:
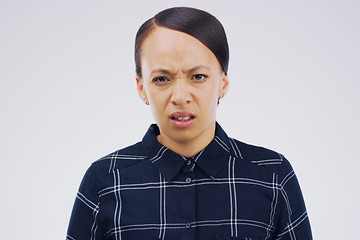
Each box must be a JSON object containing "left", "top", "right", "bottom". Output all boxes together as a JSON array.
[{"left": 169, "top": 111, "right": 195, "bottom": 119}]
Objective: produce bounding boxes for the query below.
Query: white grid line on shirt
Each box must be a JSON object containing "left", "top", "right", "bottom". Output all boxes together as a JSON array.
[
  {"left": 90, "top": 208, "right": 98, "bottom": 240},
  {"left": 159, "top": 173, "right": 163, "bottom": 240},
  {"left": 232, "top": 157, "right": 238, "bottom": 237},
  {"left": 214, "top": 136, "right": 230, "bottom": 152},
  {"left": 288, "top": 219, "right": 296, "bottom": 240},
  {"left": 230, "top": 138, "right": 243, "bottom": 159},
  {"left": 103, "top": 154, "right": 147, "bottom": 160},
  {"left": 276, "top": 211, "right": 308, "bottom": 239},
  {"left": 98, "top": 177, "right": 282, "bottom": 198},
  {"left": 76, "top": 192, "right": 99, "bottom": 213},
  {"left": 112, "top": 169, "right": 122, "bottom": 240},
  {"left": 106, "top": 154, "right": 147, "bottom": 173},
  {"left": 150, "top": 146, "right": 168, "bottom": 163},
  {"left": 251, "top": 159, "right": 283, "bottom": 165},
  {"left": 280, "top": 186, "right": 293, "bottom": 217},
  {"left": 106, "top": 218, "right": 276, "bottom": 236},
  {"left": 228, "top": 157, "right": 233, "bottom": 236},
  {"left": 280, "top": 172, "right": 296, "bottom": 217},
  {"left": 194, "top": 148, "right": 205, "bottom": 162},
  {"left": 287, "top": 211, "right": 308, "bottom": 232},
  {"left": 159, "top": 174, "right": 167, "bottom": 240},
  {"left": 265, "top": 173, "right": 279, "bottom": 240},
  {"left": 109, "top": 151, "right": 117, "bottom": 173},
  {"left": 281, "top": 170, "right": 295, "bottom": 186},
  {"left": 194, "top": 219, "right": 274, "bottom": 230},
  {"left": 215, "top": 136, "right": 231, "bottom": 150},
  {"left": 66, "top": 234, "right": 75, "bottom": 240}
]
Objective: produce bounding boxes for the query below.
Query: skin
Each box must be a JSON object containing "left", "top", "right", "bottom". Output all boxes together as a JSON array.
[{"left": 136, "top": 27, "right": 229, "bottom": 157}]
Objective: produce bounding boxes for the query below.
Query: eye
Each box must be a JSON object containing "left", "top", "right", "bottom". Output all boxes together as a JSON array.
[
  {"left": 152, "top": 76, "right": 170, "bottom": 85},
  {"left": 191, "top": 74, "right": 208, "bottom": 82}
]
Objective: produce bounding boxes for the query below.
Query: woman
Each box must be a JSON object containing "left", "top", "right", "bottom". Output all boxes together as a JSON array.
[{"left": 67, "top": 7, "right": 312, "bottom": 240}]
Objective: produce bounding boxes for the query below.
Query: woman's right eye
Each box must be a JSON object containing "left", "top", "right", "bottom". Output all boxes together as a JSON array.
[{"left": 152, "top": 76, "right": 169, "bottom": 85}]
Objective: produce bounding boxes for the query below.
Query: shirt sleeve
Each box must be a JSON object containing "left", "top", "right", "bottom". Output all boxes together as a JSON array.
[
  {"left": 67, "top": 165, "right": 104, "bottom": 240},
  {"left": 275, "top": 157, "right": 313, "bottom": 239}
]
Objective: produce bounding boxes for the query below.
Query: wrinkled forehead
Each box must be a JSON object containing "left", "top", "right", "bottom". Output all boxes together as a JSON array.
[{"left": 141, "top": 27, "right": 222, "bottom": 72}]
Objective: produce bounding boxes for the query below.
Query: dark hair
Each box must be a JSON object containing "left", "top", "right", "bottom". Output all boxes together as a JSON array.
[{"left": 135, "top": 7, "right": 229, "bottom": 78}]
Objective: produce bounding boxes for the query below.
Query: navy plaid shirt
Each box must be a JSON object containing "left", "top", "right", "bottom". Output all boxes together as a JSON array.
[{"left": 67, "top": 123, "right": 312, "bottom": 240}]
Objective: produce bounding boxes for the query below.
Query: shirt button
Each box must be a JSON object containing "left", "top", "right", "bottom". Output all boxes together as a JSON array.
[
  {"left": 186, "top": 160, "right": 192, "bottom": 166},
  {"left": 185, "top": 222, "right": 191, "bottom": 229},
  {"left": 185, "top": 177, "right": 192, "bottom": 184}
]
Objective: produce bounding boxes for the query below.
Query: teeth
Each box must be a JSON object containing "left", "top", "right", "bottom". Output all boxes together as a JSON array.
[{"left": 175, "top": 116, "right": 191, "bottom": 121}]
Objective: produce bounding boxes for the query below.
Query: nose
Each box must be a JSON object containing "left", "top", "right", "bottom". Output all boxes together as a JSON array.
[{"left": 170, "top": 80, "right": 191, "bottom": 105}]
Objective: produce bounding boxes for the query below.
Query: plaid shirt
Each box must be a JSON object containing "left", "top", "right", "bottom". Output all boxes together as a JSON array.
[{"left": 67, "top": 123, "right": 312, "bottom": 240}]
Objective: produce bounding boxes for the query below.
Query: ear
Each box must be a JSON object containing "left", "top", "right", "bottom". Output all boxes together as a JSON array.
[
  {"left": 218, "top": 73, "right": 229, "bottom": 98},
  {"left": 136, "top": 76, "right": 148, "bottom": 104}
]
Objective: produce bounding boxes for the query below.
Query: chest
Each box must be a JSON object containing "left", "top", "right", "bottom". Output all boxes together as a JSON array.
[{"left": 97, "top": 166, "right": 279, "bottom": 240}]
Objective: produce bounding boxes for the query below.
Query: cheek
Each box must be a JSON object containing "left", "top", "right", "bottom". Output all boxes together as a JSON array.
[
  {"left": 146, "top": 88, "right": 169, "bottom": 115},
  {"left": 202, "top": 81, "right": 221, "bottom": 110},
  {"left": 144, "top": 83, "right": 158, "bottom": 102},
  {"left": 196, "top": 87, "right": 218, "bottom": 111},
  {"left": 147, "top": 88, "right": 166, "bottom": 105},
  {"left": 203, "top": 81, "right": 221, "bottom": 100},
  {"left": 148, "top": 101, "right": 165, "bottom": 124}
]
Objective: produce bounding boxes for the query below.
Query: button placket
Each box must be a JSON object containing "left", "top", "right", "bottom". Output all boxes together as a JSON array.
[
  {"left": 184, "top": 158, "right": 195, "bottom": 172},
  {"left": 178, "top": 162, "right": 196, "bottom": 238}
]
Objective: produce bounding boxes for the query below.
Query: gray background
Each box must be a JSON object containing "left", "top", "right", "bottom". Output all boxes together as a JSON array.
[{"left": 1, "top": 0, "right": 359, "bottom": 239}]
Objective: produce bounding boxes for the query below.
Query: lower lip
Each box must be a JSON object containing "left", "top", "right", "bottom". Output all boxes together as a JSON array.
[{"left": 170, "top": 118, "right": 195, "bottom": 128}]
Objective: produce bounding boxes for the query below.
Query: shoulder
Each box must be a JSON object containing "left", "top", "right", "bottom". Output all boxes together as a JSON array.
[
  {"left": 230, "top": 138, "right": 294, "bottom": 177},
  {"left": 87, "top": 141, "right": 148, "bottom": 179},
  {"left": 230, "top": 138, "right": 282, "bottom": 162}
]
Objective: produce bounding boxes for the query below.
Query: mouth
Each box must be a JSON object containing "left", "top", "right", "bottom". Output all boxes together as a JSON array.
[
  {"left": 169, "top": 112, "right": 195, "bottom": 128},
  {"left": 171, "top": 116, "right": 195, "bottom": 121}
]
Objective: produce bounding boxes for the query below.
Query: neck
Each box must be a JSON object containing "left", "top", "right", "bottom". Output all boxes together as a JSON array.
[{"left": 156, "top": 122, "right": 216, "bottom": 158}]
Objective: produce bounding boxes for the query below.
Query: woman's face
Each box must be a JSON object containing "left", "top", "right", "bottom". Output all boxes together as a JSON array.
[{"left": 137, "top": 27, "right": 229, "bottom": 148}]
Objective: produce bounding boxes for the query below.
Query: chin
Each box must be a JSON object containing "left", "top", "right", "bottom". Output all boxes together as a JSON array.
[{"left": 165, "top": 126, "right": 199, "bottom": 142}]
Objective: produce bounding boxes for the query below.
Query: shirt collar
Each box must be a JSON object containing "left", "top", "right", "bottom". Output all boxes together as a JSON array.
[{"left": 141, "top": 122, "right": 233, "bottom": 181}]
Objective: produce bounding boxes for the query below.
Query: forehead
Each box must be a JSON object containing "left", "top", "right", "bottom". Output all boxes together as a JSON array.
[{"left": 141, "top": 27, "right": 220, "bottom": 71}]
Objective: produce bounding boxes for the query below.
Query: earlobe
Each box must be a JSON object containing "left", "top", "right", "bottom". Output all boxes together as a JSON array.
[
  {"left": 136, "top": 76, "right": 148, "bottom": 104},
  {"left": 219, "top": 74, "right": 229, "bottom": 98}
]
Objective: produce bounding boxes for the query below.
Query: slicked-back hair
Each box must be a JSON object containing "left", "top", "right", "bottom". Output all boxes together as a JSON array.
[{"left": 135, "top": 7, "right": 229, "bottom": 78}]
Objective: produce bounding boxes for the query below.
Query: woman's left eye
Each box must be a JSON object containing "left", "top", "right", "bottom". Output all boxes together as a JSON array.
[{"left": 192, "top": 74, "right": 207, "bottom": 81}]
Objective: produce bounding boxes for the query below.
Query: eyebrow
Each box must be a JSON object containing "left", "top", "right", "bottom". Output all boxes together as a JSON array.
[
  {"left": 150, "top": 65, "right": 210, "bottom": 76},
  {"left": 150, "top": 68, "right": 172, "bottom": 76},
  {"left": 188, "top": 65, "right": 210, "bottom": 73}
]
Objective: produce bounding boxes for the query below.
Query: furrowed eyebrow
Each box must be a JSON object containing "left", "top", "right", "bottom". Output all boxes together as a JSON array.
[
  {"left": 150, "top": 65, "right": 210, "bottom": 76},
  {"left": 150, "top": 68, "right": 172, "bottom": 75},
  {"left": 187, "top": 65, "right": 210, "bottom": 73}
]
